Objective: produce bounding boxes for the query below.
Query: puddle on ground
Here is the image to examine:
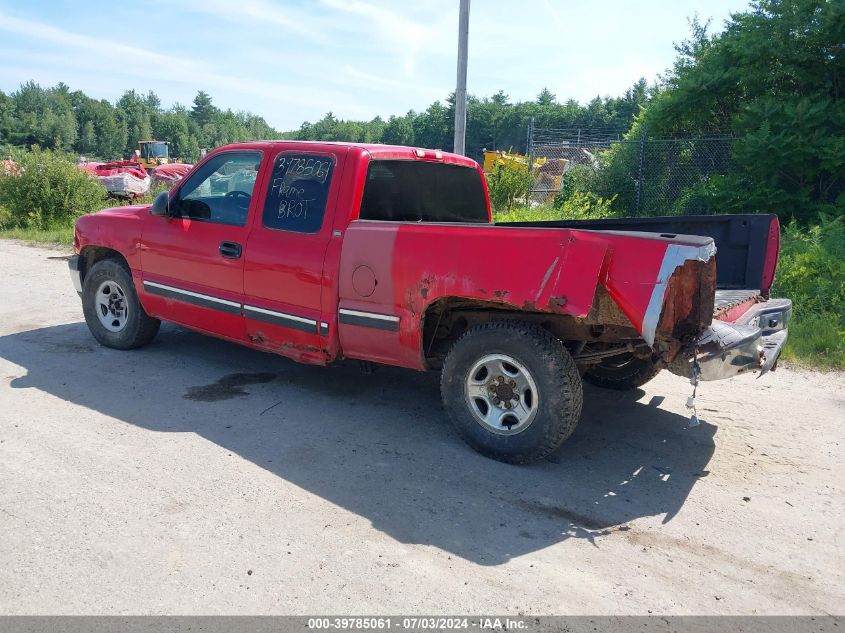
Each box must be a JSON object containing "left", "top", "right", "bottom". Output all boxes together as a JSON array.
[{"left": 183, "top": 372, "right": 277, "bottom": 402}]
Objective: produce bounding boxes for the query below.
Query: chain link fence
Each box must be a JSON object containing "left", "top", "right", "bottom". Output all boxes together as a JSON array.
[{"left": 527, "top": 122, "right": 734, "bottom": 216}]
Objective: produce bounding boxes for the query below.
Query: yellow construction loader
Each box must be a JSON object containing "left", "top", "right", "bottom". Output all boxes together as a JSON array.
[{"left": 134, "top": 140, "right": 171, "bottom": 169}]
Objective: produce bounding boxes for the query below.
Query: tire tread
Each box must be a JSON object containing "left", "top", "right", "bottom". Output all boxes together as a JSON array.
[
  {"left": 440, "top": 320, "right": 583, "bottom": 464},
  {"left": 82, "top": 257, "right": 160, "bottom": 350}
]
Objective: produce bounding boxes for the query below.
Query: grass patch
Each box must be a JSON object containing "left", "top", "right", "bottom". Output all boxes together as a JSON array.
[
  {"left": 779, "top": 313, "right": 845, "bottom": 370},
  {"left": 493, "top": 192, "right": 616, "bottom": 224},
  {"left": 493, "top": 205, "right": 560, "bottom": 223},
  {"left": 0, "top": 222, "right": 73, "bottom": 246},
  {"left": 772, "top": 217, "right": 845, "bottom": 370}
]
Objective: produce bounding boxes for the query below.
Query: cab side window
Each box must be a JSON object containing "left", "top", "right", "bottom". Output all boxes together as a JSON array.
[
  {"left": 262, "top": 154, "right": 334, "bottom": 234},
  {"left": 174, "top": 151, "right": 262, "bottom": 226}
]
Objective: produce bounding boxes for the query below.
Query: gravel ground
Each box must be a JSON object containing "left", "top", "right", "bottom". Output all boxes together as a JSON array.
[{"left": 0, "top": 239, "right": 842, "bottom": 615}]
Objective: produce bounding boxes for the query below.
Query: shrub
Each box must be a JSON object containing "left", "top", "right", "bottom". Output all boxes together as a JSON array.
[
  {"left": 494, "top": 191, "right": 616, "bottom": 223},
  {"left": 772, "top": 216, "right": 845, "bottom": 368},
  {"left": 773, "top": 217, "right": 845, "bottom": 319},
  {"left": 0, "top": 147, "right": 105, "bottom": 229},
  {"left": 553, "top": 190, "right": 616, "bottom": 219},
  {"left": 485, "top": 162, "right": 533, "bottom": 212}
]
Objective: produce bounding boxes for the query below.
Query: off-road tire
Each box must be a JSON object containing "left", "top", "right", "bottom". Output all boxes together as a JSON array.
[
  {"left": 82, "top": 258, "right": 160, "bottom": 350},
  {"left": 440, "top": 321, "right": 583, "bottom": 464},
  {"left": 584, "top": 355, "right": 661, "bottom": 391}
]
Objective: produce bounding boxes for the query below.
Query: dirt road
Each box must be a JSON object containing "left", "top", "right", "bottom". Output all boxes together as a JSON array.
[{"left": 0, "top": 240, "right": 842, "bottom": 615}]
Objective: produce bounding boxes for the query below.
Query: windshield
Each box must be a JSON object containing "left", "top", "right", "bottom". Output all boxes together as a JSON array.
[{"left": 142, "top": 142, "right": 169, "bottom": 159}]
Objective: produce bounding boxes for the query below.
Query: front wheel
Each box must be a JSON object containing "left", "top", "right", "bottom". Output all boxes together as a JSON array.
[
  {"left": 440, "top": 321, "right": 583, "bottom": 464},
  {"left": 82, "top": 258, "right": 160, "bottom": 350}
]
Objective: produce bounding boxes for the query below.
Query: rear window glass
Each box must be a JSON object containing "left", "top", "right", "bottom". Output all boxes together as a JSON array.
[
  {"left": 262, "top": 154, "right": 334, "bottom": 233},
  {"left": 359, "top": 160, "right": 488, "bottom": 223}
]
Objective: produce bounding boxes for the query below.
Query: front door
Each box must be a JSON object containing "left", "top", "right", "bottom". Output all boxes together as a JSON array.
[
  {"left": 242, "top": 150, "right": 342, "bottom": 363},
  {"left": 141, "top": 150, "right": 264, "bottom": 341}
]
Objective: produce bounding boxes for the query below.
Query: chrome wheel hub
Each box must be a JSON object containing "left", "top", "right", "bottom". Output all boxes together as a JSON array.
[
  {"left": 95, "top": 280, "right": 129, "bottom": 333},
  {"left": 465, "top": 354, "right": 538, "bottom": 435}
]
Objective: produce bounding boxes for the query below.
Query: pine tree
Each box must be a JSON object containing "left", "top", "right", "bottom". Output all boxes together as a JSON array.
[{"left": 191, "top": 91, "right": 217, "bottom": 127}]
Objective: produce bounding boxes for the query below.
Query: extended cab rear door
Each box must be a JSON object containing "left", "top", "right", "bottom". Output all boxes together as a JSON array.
[
  {"left": 140, "top": 149, "right": 266, "bottom": 341},
  {"left": 241, "top": 148, "right": 347, "bottom": 364}
]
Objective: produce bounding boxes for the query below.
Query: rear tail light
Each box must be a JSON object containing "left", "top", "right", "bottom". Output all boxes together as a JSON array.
[{"left": 760, "top": 216, "right": 780, "bottom": 295}]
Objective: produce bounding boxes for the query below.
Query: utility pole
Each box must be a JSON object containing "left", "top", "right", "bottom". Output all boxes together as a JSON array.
[{"left": 453, "top": 0, "right": 470, "bottom": 155}]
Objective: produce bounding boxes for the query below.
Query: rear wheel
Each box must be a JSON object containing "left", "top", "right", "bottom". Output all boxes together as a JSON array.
[
  {"left": 82, "top": 258, "right": 160, "bottom": 350},
  {"left": 584, "top": 354, "right": 661, "bottom": 391},
  {"left": 440, "top": 321, "right": 583, "bottom": 464}
]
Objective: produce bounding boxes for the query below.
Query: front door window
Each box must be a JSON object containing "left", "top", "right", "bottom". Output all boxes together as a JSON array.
[{"left": 175, "top": 151, "right": 262, "bottom": 226}]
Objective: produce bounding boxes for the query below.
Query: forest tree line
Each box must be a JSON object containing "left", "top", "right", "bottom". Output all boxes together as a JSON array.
[{"left": 0, "top": 79, "right": 651, "bottom": 165}]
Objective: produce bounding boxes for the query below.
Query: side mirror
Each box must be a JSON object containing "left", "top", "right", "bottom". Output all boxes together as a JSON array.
[{"left": 150, "top": 191, "right": 171, "bottom": 217}]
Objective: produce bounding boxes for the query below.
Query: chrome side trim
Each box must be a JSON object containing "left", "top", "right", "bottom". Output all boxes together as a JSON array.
[
  {"left": 339, "top": 308, "right": 400, "bottom": 332},
  {"left": 339, "top": 308, "right": 399, "bottom": 322},
  {"left": 244, "top": 305, "right": 317, "bottom": 334},
  {"left": 143, "top": 280, "right": 240, "bottom": 308},
  {"left": 143, "top": 280, "right": 242, "bottom": 315}
]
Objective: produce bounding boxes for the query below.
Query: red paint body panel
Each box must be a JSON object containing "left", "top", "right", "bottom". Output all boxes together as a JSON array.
[
  {"left": 74, "top": 140, "right": 732, "bottom": 371},
  {"left": 75, "top": 205, "right": 145, "bottom": 270},
  {"left": 140, "top": 216, "right": 251, "bottom": 338},
  {"left": 240, "top": 145, "right": 350, "bottom": 364},
  {"left": 337, "top": 222, "right": 709, "bottom": 369}
]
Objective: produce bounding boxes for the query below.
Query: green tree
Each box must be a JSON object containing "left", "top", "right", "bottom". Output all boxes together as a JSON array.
[
  {"left": 536, "top": 88, "right": 556, "bottom": 106},
  {"left": 191, "top": 91, "right": 217, "bottom": 127},
  {"left": 0, "top": 90, "right": 12, "bottom": 144},
  {"left": 412, "top": 101, "right": 452, "bottom": 150},
  {"left": 79, "top": 120, "right": 96, "bottom": 155},
  {"left": 117, "top": 90, "right": 155, "bottom": 155},
  {"left": 382, "top": 113, "right": 415, "bottom": 145},
  {"left": 95, "top": 107, "right": 128, "bottom": 159},
  {"left": 637, "top": 0, "right": 844, "bottom": 222},
  {"left": 1, "top": 79, "right": 656, "bottom": 166}
]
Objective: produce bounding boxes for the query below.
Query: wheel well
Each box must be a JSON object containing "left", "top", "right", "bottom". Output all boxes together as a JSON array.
[
  {"left": 79, "top": 246, "right": 129, "bottom": 286},
  {"left": 421, "top": 296, "right": 644, "bottom": 370}
]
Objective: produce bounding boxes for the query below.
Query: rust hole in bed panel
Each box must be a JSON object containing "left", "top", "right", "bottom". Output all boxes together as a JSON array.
[{"left": 656, "top": 257, "right": 716, "bottom": 352}]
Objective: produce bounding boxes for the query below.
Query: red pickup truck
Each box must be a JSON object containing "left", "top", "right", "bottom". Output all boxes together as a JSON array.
[{"left": 69, "top": 141, "right": 791, "bottom": 463}]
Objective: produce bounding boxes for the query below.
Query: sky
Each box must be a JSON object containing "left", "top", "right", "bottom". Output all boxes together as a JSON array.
[{"left": 0, "top": 0, "right": 750, "bottom": 131}]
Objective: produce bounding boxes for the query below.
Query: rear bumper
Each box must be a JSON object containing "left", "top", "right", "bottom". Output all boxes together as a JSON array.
[
  {"left": 669, "top": 297, "right": 792, "bottom": 381},
  {"left": 68, "top": 255, "right": 82, "bottom": 296}
]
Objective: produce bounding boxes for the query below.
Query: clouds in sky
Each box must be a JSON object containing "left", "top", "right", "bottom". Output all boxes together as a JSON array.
[{"left": 0, "top": 0, "right": 744, "bottom": 130}]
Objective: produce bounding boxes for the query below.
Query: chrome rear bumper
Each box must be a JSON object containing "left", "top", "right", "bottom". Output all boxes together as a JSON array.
[{"left": 669, "top": 297, "right": 792, "bottom": 381}]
